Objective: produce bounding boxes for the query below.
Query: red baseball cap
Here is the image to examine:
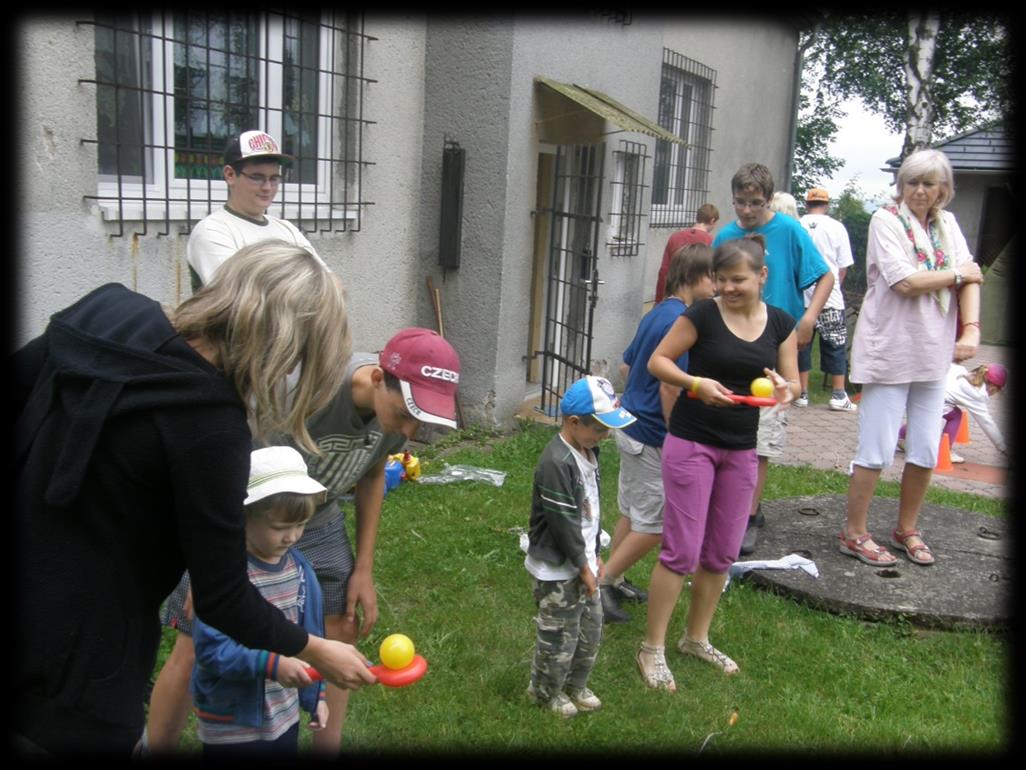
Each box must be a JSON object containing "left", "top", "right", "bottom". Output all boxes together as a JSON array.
[{"left": 380, "top": 328, "right": 461, "bottom": 429}]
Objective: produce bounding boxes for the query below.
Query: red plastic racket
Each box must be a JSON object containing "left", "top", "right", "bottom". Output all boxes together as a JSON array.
[{"left": 304, "top": 654, "right": 428, "bottom": 688}]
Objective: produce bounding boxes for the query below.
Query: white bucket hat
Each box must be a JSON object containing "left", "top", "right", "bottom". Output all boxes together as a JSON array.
[{"left": 245, "top": 446, "right": 326, "bottom": 506}]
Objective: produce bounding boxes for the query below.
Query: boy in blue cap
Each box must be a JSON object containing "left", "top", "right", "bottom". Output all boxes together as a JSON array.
[{"left": 524, "top": 376, "right": 636, "bottom": 718}]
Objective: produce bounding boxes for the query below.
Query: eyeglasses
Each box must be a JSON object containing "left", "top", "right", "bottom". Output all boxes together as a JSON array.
[
  {"left": 732, "top": 197, "right": 766, "bottom": 210},
  {"left": 238, "top": 171, "right": 283, "bottom": 186}
]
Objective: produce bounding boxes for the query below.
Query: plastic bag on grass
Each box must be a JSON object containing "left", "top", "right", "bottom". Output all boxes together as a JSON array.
[{"left": 418, "top": 464, "right": 507, "bottom": 487}]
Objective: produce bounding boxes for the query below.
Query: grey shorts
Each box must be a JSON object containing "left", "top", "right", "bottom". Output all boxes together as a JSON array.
[
  {"left": 614, "top": 430, "right": 665, "bottom": 535},
  {"left": 294, "top": 511, "right": 355, "bottom": 617},
  {"left": 159, "top": 511, "right": 356, "bottom": 634},
  {"left": 755, "top": 406, "right": 788, "bottom": 459}
]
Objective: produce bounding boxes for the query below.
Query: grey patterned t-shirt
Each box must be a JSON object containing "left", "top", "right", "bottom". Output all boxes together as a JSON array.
[{"left": 282, "top": 353, "right": 408, "bottom": 530}]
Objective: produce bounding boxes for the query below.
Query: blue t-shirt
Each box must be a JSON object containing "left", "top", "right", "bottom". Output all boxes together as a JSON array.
[
  {"left": 620, "top": 297, "right": 689, "bottom": 447},
  {"left": 712, "top": 212, "right": 829, "bottom": 321}
]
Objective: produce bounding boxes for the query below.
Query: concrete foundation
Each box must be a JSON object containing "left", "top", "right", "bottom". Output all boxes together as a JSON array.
[{"left": 740, "top": 495, "right": 1010, "bottom": 630}]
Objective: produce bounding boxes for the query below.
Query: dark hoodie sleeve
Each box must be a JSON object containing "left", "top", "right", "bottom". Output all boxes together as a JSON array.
[{"left": 160, "top": 412, "right": 309, "bottom": 656}]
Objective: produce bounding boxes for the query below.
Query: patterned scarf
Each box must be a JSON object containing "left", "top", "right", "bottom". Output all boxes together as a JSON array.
[{"left": 883, "top": 201, "right": 953, "bottom": 313}]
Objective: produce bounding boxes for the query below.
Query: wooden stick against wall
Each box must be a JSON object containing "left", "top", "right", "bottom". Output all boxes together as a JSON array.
[{"left": 427, "top": 276, "right": 464, "bottom": 427}]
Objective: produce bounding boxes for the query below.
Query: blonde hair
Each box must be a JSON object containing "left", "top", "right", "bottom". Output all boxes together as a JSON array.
[
  {"left": 171, "top": 240, "right": 351, "bottom": 453},
  {"left": 769, "top": 191, "right": 799, "bottom": 219},
  {"left": 895, "top": 149, "right": 955, "bottom": 213}
]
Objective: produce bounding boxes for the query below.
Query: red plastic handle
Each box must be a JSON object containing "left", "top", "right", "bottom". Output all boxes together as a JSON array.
[{"left": 687, "top": 391, "right": 776, "bottom": 407}]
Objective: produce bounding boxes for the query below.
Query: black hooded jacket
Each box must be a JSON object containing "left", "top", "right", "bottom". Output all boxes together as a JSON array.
[{"left": 14, "top": 284, "right": 309, "bottom": 744}]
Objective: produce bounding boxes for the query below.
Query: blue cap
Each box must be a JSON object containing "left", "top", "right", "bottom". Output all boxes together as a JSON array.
[{"left": 560, "top": 376, "right": 636, "bottom": 429}]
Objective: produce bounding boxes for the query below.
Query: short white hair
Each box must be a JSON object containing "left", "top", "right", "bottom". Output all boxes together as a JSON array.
[
  {"left": 895, "top": 149, "right": 955, "bottom": 210},
  {"left": 769, "top": 191, "right": 799, "bottom": 219}
]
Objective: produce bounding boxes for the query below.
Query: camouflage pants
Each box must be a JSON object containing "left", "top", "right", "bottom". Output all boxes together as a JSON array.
[{"left": 529, "top": 577, "right": 603, "bottom": 701}]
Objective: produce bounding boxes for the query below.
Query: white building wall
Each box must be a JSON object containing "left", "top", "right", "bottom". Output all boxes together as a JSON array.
[{"left": 14, "top": 15, "right": 430, "bottom": 356}]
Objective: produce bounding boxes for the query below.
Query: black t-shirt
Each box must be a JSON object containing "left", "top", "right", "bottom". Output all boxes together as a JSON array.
[{"left": 668, "top": 298, "right": 796, "bottom": 449}]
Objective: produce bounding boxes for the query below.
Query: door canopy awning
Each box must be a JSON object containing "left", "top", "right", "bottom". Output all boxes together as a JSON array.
[{"left": 534, "top": 75, "right": 686, "bottom": 146}]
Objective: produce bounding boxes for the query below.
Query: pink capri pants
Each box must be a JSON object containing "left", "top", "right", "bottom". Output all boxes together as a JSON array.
[{"left": 659, "top": 434, "right": 757, "bottom": 575}]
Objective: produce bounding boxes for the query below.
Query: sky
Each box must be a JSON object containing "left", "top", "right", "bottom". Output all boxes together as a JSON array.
[{"left": 820, "top": 98, "right": 904, "bottom": 207}]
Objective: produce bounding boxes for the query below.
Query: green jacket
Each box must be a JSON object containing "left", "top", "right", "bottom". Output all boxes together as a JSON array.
[{"left": 526, "top": 432, "right": 601, "bottom": 570}]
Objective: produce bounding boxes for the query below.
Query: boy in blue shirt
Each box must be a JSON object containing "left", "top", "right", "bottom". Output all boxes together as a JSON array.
[
  {"left": 524, "top": 376, "right": 636, "bottom": 718},
  {"left": 191, "top": 447, "right": 331, "bottom": 757},
  {"left": 712, "top": 163, "right": 833, "bottom": 553}
]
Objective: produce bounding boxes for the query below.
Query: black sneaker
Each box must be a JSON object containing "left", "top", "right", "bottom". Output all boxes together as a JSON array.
[
  {"left": 614, "top": 578, "right": 648, "bottom": 603},
  {"left": 599, "top": 584, "right": 631, "bottom": 623},
  {"left": 739, "top": 506, "right": 765, "bottom": 555}
]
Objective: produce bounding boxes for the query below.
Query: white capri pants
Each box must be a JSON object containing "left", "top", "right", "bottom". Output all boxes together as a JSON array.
[{"left": 852, "top": 380, "right": 946, "bottom": 470}]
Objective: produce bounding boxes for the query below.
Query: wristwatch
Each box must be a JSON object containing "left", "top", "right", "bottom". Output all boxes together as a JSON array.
[{"left": 952, "top": 268, "right": 963, "bottom": 288}]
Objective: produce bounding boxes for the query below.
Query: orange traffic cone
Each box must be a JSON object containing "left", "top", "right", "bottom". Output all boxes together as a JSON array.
[
  {"left": 935, "top": 433, "right": 954, "bottom": 472},
  {"left": 955, "top": 408, "right": 971, "bottom": 445}
]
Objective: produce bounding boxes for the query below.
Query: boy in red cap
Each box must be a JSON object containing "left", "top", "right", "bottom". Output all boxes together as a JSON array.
[{"left": 146, "top": 328, "right": 460, "bottom": 756}]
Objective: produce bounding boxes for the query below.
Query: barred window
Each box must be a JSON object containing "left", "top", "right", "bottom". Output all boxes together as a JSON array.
[
  {"left": 606, "top": 140, "right": 648, "bottom": 257},
  {"left": 651, "top": 50, "right": 715, "bottom": 229},
  {"left": 85, "top": 11, "right": 375, "bottom": 236}
]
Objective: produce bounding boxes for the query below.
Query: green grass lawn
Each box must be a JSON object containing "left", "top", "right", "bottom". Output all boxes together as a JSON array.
[{"left": 158, "top": 421, "right": 1009, "bottom": 756}]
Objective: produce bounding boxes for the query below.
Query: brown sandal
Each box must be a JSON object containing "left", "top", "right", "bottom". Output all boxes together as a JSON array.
[
  {"left": 838, "top": 530, "right": 897, "bottom": 566},
  {"left": 891, "top": 529, "right": 935, "bottom": 566}
]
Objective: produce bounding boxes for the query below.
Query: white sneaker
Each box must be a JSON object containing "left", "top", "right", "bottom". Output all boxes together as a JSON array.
[
  {"left": 949, "top": 451, "right": 966, "bottom": 464},
  {"left": 566, "top": 687, "right": 602, "bottom": 712},
  {"left": 828, "top": 395, "right": 857, "bottom": 412},
  {"left": 794, "top": 393, "right": 809, "bottom": 408}
]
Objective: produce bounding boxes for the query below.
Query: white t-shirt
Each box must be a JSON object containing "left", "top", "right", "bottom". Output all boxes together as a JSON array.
[
  {"left": 187, "top": 206, "right": 322, "bottom": 285},
  {"left": 523, "top": 436, "right": 601, "bottom": 581},
  {"left": 799, "top": 213, "right": 854, "bottom": 310}
]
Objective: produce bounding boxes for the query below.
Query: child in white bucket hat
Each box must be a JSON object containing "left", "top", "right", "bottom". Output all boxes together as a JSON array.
[{"left": 189, "top": 447, "right": 331, "bottom": 758}]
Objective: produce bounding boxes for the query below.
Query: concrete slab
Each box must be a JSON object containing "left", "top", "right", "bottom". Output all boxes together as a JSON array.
[{"left": 739, "top": 495, "right": 1011, "bottom": 630}]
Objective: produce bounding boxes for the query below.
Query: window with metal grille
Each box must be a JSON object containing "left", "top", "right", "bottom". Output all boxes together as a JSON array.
[
  {"left": 607, "top": 140, "right": 648, "bottom": 257},
  {"left": 651, "top": 50, "right": 715, "bottom": 229},
  {"left": 84, "top": 11, "right": 375, "bottom": 237}
]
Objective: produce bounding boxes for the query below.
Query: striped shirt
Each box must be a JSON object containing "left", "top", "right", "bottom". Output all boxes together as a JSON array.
[{"left": 197, "top": 553, "right": 304, "bottom": 745}]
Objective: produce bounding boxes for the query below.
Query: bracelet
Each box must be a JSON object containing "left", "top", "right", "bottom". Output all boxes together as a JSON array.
[
  {"left": 962, "top": 321, "right": 981, "bottom": 329},
  {"left": 690, "top": 377, "right": 702, "bottom": 394}
]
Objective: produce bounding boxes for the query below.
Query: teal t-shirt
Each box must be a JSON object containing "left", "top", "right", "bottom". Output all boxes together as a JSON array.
[{"left": 712, "top": 212, "right": 829, "bottom": 321}]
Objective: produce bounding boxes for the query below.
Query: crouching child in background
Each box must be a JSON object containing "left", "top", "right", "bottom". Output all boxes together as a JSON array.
[
  {"left": 191, "top": 447, "right": 331, "bottom": 757},
  {"left": 524, "top": 376, "right": 636, "bottom": 718}
]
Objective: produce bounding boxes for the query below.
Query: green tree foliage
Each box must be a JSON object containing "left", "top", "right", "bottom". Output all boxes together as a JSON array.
[
  {"left": 832, "top": 182, "right": 873, "bottom": 304},
  {"left": 808, "top": 12, "right": 1012, "bottom": 139},
  {"left": 794, "top": 13, "right": 1012, "bottom": 184},
  {"left": 791, "top": 90, "right": 845, "bottom": 199}
]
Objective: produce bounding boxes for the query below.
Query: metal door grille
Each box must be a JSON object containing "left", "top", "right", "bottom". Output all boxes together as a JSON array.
[{"left": 537, "top": 144, "right": 605, "bottom": 419}]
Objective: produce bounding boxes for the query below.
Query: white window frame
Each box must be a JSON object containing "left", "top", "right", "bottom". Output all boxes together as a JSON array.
[
  {"left": 95, "top": 12, "right": 348, "bottom": 223},
  {"left": 606, "top": 142, "right": 646, "bottom": 257},
  {"left": 651, "top": 53, "right": 715, "bottom": 228}
]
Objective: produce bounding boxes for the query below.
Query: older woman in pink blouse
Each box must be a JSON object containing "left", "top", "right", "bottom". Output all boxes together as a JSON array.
[{"left": 840, "top": 149, "right": 983, "bottom": 567}]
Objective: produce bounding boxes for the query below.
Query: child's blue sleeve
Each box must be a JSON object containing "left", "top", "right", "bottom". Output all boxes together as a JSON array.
[{"left": 193, "top": 615, "right": 279, "bottom": 681}]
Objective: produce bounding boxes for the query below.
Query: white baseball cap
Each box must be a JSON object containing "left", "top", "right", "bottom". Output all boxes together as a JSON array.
[{"left": 245, "top": 446, "right": 326, "bottom": 506}]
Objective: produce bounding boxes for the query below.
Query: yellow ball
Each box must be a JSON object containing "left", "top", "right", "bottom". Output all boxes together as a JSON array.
[
  {"left": 750, "top": 377, "right": 774, "bottom": 398},
  {"left": 379, "top": 633, "right": 415, "bottom": 670}
]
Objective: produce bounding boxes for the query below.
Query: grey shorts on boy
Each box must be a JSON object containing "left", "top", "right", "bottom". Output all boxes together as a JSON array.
[
  {"left": 755, "top": 405, "right": 788, "bottom": 459},
  {"left": 614, "top": 430, "right": 664, "bottom": 535}
]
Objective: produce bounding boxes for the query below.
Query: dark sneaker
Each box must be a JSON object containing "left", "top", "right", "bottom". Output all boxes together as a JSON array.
[
  {"left": 614, "top": 578, "right": 648, "bottom": 603},
  {"left": 599, "top": 584, "right": 631, "bottom": 623},
  {"left": 738, "top": 507, "right": 765, "bottom": 556}
]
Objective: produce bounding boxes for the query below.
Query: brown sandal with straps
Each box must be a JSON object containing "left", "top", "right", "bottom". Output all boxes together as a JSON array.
[{"left": 891, "top": 529, "right": 935, "bottom": 566}]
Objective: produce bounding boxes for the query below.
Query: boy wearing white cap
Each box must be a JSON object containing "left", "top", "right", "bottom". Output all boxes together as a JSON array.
[
  {"left": 190, "top": 447, "right": 330, "bottom": 758},
  {"left": 525, "top": 376, "right": 636, "bottom": 718},
  {"left": 186, "top": 129, "right": 322, "bottom": 290}
]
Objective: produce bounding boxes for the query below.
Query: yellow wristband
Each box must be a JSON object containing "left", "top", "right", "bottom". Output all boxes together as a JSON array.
[{"left": 690, "top": 377, "right": 702, "bottom": 394}]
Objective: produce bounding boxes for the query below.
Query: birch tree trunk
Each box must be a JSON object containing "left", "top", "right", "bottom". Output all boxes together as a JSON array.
[{"left": 901, "top": 11, "right": 941, "bottom": 160}]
